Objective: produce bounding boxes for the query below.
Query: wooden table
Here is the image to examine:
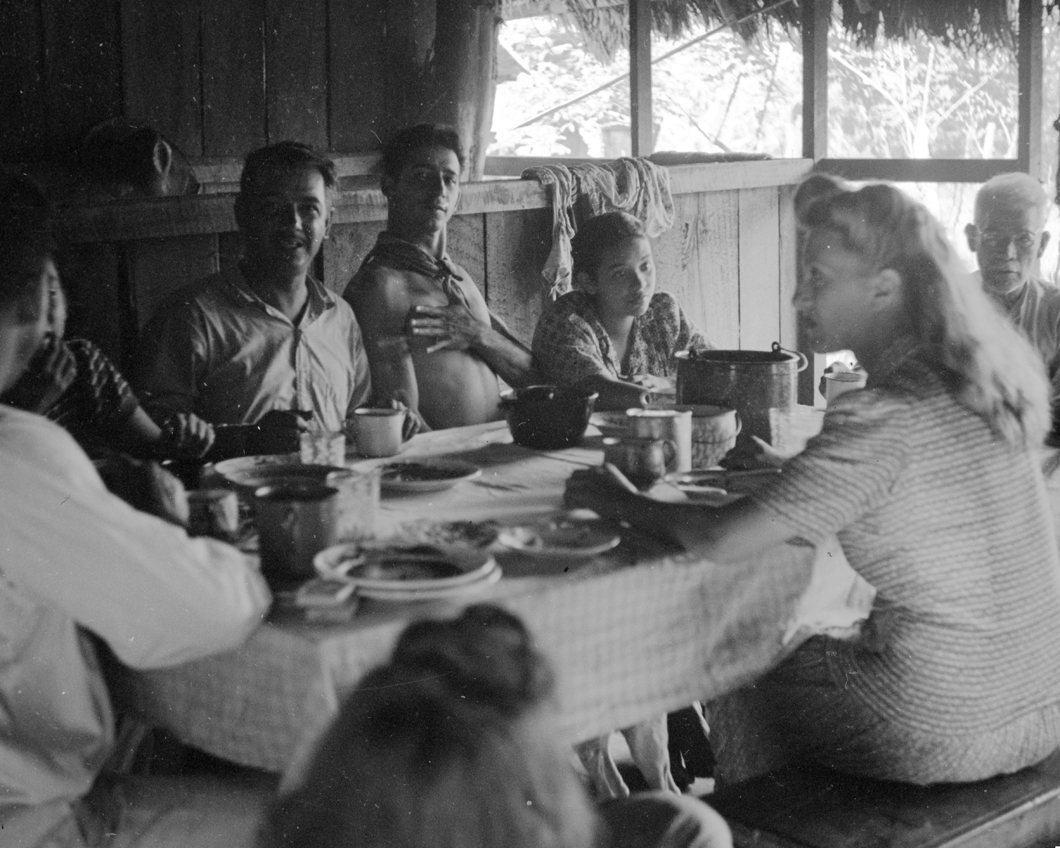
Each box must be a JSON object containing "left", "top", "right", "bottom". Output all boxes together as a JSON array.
[{"left": 123, "top": 415, "right": 828, "bottom": 775}]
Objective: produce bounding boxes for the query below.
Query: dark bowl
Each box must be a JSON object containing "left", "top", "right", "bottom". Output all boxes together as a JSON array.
[{"left": 500, "top": 385, "right": 598, "bottom": 450}]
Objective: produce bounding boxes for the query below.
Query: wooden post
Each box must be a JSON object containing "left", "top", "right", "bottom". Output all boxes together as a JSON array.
[
  {"left": 629, "top": 0, "right": 653, "bottom": 157},
  {"left": 428, "top": 0, "right": 500, "bottom": 179},
  {"left": 801, "top": 0, "right": 828, "bottom": 162},
  {"left": 1017, "top": 0, "right": 1043, "bottom": 179},
  {"left": 798, "top": 0, "right": 828, "bottom": 404}
]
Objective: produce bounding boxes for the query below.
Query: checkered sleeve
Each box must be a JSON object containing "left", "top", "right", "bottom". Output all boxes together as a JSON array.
[{"left": 532, "top": 300, "right": 615, "bottom": 387}]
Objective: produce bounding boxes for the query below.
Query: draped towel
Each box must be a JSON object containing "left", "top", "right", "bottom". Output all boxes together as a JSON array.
[{"left": 521, "top": 158, "right": 676, "bottom": 298}]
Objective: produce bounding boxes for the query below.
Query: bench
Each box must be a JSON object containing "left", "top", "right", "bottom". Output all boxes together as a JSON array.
[{"left": 707, "top": 749, "right": 1060, "bottom": 848}]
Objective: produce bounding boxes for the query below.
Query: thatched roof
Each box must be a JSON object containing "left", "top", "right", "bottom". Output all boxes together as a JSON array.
[{"left": 501, "top": 0, "right": 1060, "bottom": 62}]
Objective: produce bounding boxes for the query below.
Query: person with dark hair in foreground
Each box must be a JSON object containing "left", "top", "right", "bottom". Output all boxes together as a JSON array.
[
  {"left": 137, "top": 141, "right": 372, "bottom": 437},
  {"left": 0, "top": 172, "right": 273, "bottom": 846},
  {"left": 344, "top": 124, "right": 537, "bottom": 431},
  {"left": 566, "top": 175, "right": 1060, "bottom": 786},
  {"left": 261, "top": 605, "right": 732, "bottom": 848}
]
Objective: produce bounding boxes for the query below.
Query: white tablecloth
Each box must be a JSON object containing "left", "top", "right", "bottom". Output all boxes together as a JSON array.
[{"left": 123, "top": 412, "right": 847, "bottom": 774}]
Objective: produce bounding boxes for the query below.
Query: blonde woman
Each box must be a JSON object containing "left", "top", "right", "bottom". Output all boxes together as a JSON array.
[{"left": 566, "top": 175, "right": 1060, "bottom": 785}]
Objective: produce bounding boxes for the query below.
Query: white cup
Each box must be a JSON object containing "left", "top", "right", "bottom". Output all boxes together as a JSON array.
[
  {"left": 351, "top": 408, "right": 405, "bottom": 457},
  {"left": 626, "top": 408, "right": 692, "bottom": 473},
  {"left": 824, "top": 371, "right": 867, "bottom": 405}
]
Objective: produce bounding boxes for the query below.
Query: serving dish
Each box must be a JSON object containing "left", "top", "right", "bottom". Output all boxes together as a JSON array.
[
  {"left": 497, "top": 517, "right": 621, "bottom": 558},
  {"left": 314, "top": 541, "right": 499, "bottom": 600},
  {"left": 377, "top": 459, "right": 483, "bottom": 493},
  {"left": 212, "top": 454, "right": 345, "bottom": 489}
]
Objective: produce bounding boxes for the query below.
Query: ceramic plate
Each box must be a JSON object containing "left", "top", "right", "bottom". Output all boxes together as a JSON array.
[
  {"left": 590, "top": 411, "right": 631, "bottom": 438},
  {"left": 353, "top": 566, "right": 501, "bottom": 601},
  {"left": 212, "top": 455, "right": 345, "bottom": 490},
  {"left": 314, "top": 542, "right": 499, "bottom": 600},
  {"left": 394, "top": 519, "right": 501, "bottom": 549},
  {"left": 378, "top": 459, "right": 483, "bottom": 493},
  {"left": 663, "top": 470, "right": 744, "bottom": 506},
  {"left": 497, "top": 517, "right": 621, "bottom": 558}
]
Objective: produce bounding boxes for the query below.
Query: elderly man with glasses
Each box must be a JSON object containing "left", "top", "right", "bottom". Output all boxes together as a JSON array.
[{"left": 966, "top": 172, "right": 1060, "bottom": 426}]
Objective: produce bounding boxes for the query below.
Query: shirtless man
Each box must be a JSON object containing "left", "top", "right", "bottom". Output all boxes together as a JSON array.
[{"left": 344, "top": 124, "right": 536, "bottom": 430}]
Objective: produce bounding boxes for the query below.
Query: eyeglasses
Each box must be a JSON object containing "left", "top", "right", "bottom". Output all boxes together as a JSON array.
[{"left": 979, "top": 230, "right": 1042, "bottom": 250}]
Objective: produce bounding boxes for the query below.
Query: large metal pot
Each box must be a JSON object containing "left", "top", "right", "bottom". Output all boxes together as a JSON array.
[{"left": 675, "top": 342, "right": 808, "bottom": 447}]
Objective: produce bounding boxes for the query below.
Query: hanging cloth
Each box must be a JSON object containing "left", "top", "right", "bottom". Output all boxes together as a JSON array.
[{"left": 521, "top": 157, "right": 676, "bottom": 298}]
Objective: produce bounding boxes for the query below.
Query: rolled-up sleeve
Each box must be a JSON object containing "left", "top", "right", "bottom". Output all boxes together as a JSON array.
[
  {"left": 136, "top": 299, "right": 208, "bottom": 421},
  {"left": 2, "top": 415, "right": 270, "bottom": 669}
]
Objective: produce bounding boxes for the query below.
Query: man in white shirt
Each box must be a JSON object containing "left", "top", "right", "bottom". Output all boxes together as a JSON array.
[
  {"left": 966, "top": 172, "right": 1060, "bottom": 404},
  {"left": 137, "top": 142, "right": 372, "bottom": 435},
  {"left": 0, "top": 175, "right": 272, "bottom": 847}
]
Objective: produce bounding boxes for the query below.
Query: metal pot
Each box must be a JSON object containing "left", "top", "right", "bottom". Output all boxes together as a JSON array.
[{"left": 676, "top": 342, "right": 808, "bottom": 447}]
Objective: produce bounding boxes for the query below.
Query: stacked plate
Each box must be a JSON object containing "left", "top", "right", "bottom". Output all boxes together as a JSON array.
[
  {"left": 211, "top": 454, "right": 344, "bottom": 490},
  {"left": 497, "top": 517, "right": 621, "bottom": 558},
  {"left": 377, "top": 459, "right": 482, "bottom": 494},
  {"left": 314, "top": 541, "right": 500, "bottom": 601}
]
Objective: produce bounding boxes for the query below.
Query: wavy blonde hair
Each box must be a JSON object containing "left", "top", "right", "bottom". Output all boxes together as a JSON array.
[{"left": 796, "top": 173, "right": 1050, "bottom": 447}]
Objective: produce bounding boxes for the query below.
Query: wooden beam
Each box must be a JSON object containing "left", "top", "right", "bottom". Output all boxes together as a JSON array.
[
  {"left": 801, "top": 0, "right": 828, "bottom": 161},
  {"left": 56, "top": 160, "right": 811, "bottom": 242},
  {"left": 816, "top": 158, "right": 1025, "bottom": 183},
  {"left": 629, "top": 0, "right": 653, "bottom": 156},
  {"left": 1017, "top": 0, "right": 1043, "bottom": 178}
]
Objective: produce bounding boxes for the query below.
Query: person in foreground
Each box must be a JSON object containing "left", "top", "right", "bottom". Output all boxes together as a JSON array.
[
  {"left": 532, "top": 211, "right": 710, "bottom": 410},
  {"left": 344, "top": 124, "right": 537, "bottom": 431},
  {"left": 965, "top": 172, "right": 1060, "bottom": 406},
  {"left": 566, "top": 174, "right": 1060, "bottom": 785},
  {"left": 0, "top": 174, "right": 274, "bottom": 846},
  {"left": 137, "top": 141, "right": 372, "bottom": 438},
  {"left": 260, "top": 604, "right": 732, "bottom": 848}
]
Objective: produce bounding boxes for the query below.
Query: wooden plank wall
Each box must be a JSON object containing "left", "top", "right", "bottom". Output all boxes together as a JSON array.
[
  {"left": 55, "top": 182, "right": 796, "bottom": 378},
  {"left": 0, "top": 0, "right": 397, "bottom": 164}
]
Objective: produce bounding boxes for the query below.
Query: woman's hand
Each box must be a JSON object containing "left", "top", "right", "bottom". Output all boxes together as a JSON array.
[
  {"left": 3, "top": 334, "right": 77, "bottom": 414},
  {"left": 629, "top": 373, "right": 675, "bottom": 395}
]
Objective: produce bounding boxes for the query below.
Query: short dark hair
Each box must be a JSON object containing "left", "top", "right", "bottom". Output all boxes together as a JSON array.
[
  {"left": 0, "top": 172, "right": 55, "bottom": 308},
  {"left": 381, "top": 124, "right": 465, "bottom": 182},
  {"left": 239, "top": 141, "right": 337, "bottom": 196},
  {"left": 571, "top": 211, "right": 647, "bottom": 281}
]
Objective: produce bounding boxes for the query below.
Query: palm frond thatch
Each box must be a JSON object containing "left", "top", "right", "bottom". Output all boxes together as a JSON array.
[{"left": 503, "top": 0, "right": 1060, "bottom": 63}]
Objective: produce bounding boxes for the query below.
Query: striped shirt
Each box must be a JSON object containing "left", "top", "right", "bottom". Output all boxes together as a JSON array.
[
  {"left": 753, "top": 342, "right": 1060, "bottom": 782},
  {"left": 44, "top": 339, "right": 138, "bottom": 457}
]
